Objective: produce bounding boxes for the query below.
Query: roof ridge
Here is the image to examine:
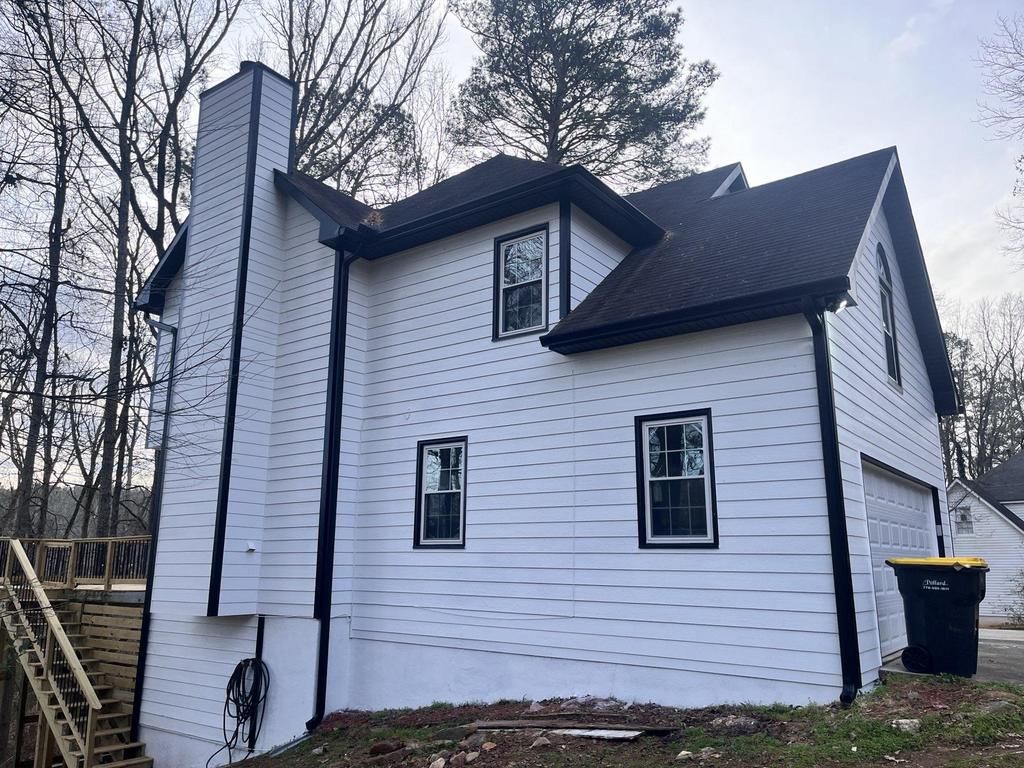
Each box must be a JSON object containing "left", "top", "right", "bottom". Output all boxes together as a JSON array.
[{"left": 739, "top": 147, "right": 896, "bottom": 193}]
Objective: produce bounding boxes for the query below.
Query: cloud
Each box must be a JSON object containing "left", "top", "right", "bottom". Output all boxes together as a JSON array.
[{"left": 884, "top": 0, "right": 955, "bottom": 60}]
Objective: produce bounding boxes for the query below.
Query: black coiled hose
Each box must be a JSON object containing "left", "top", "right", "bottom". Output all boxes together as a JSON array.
[{"left": 206, "top": 657, "right": 270, "bottom": 768}]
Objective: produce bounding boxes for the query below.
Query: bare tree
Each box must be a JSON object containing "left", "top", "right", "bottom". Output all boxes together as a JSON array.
[
  {"left": 941, "top": 293, "right": 1024, "bottom": 479},
  {"left": 980, "top": 14, "right": 1024, "bottom": 265},
  {"left": 10, "top": 0, "right": 241, "bottom": 535},
  {"left": 255, "top": 0, "right": 446, "bottom": 204}
]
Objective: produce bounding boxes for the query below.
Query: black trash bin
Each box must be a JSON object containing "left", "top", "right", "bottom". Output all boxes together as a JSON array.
[{"left": 884, "top": 557, "right": 988, "bottom": 676}]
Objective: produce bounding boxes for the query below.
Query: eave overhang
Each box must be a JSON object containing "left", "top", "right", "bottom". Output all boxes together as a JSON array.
[
  {"left": 277, "top": 165, "right": 665, "bottom": 258},
  {"left": 540, "top": 277, "right": 852, "bottom": 355},
  {"left": 134, "top": 218, "right": 189, "bottom": 314}
]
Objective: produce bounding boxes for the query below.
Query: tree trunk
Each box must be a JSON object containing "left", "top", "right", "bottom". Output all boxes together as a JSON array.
[
  {"left": 11, "top": 128, "right": 68, "bottom": 536},
  {"left": 95, "top": 5, "right": 143, "bottom": 537}
]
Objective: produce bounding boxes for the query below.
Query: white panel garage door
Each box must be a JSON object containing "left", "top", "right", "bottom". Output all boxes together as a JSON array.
[{"left": 864, "top": 464, "right": 937, "bottom": 658}]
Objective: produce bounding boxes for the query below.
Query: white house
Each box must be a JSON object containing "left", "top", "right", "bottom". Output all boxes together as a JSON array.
[
  {"left": 948, "top": 455, "right": 1024, "bottom": 619},
  {"left": 131, "top": 63, "right": 960, "bottom": 766}
]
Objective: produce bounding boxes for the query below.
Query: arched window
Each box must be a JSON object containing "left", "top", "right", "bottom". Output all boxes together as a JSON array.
[{"left": 877, "top": 244, "right": 901, "bottom": 384}]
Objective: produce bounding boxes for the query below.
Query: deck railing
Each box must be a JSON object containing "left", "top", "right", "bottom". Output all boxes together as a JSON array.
[
  {"left": 1, "top": 538, "right": 102, "bottom": 768},
  {"left": 0, "top": 535, "right": 151, "bottom": 591}
]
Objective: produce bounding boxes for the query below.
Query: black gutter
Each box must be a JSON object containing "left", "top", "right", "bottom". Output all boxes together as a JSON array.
[
  {"left": 208, "top": 64, "right": 264, "bottom": 617},
  {"left": 131, "top": 319, "right": 178, "bottom": 741},
  {"left": 559, "top": 198, "right": 571, "bottom": 319},
  {"left": 542, "top": 276, "right": 851, "bottom": 354},
  {"left": 306, "top": 248, "right": 352, "bottom": 732},
  {"left": 804, "top": 305, "right": 862, "bottom": 706}
]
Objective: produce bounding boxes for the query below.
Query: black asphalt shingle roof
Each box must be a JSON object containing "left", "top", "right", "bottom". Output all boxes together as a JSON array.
[
  {"left": 143, "top": 145, "right": 956, "bottom": 413},
  {"left": 545, "top": 148, "right": 895, "bottom": 340},
  {"left": 279, "top": 171, "right": 377, "bottom": 230},
  {"left": 958, "top": 477, "right": 1024, "bottom": 533},
  {"left": 378, "top": 154, "right": 560, "bottom": 230},
  {"left": 976, "top": 454, "right": 1024, "bottom": 503}
]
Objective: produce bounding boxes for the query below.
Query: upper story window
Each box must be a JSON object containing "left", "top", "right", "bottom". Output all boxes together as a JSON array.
[
  {"left": 494, "top": 227, "right": 547, "bottom": 338},
  {"left": 954, "top": 507, "right": 974, "bottom": 535},
  {"left": 635, "top": 409, "right": 718, "bottom": 548},
  {"left": 414, "top": 437, "right": 467, "bottom": 548},
  {"left": 877, "top": 244, "right": 901, "bottom": 385}
]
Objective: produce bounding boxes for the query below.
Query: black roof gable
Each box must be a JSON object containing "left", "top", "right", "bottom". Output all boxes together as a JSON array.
[
  {"left": 957, "top": 477, "right": 1024, "bottom": 533},
  {"left": 976, "top": 453, "right": 1024, "bottom": 503},
  {"left": 540, "top": 147, "right": 958, "bottom": 415},
  {"left": 544, "top": 149, "right": 893, "bottom": 342}
]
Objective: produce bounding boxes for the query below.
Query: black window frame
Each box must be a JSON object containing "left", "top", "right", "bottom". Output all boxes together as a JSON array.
[
  {"left": 876, "top": 243, "right": 902, "bottom": 386},
  {"left": 634, "top": 408, "right": 719, "bottom": 549},
  {"left": 413, "top": 436, "right": 469, "bottom": 549},
  {"left": 492, "top": 224, "right": 550, "bottom": 341}
]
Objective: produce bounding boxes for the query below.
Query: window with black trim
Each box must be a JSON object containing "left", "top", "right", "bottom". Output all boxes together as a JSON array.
[
  {"left": 494, "top": 228, "right": 547, "bottom": 338},
  {"left": 414, "top": 437, "right": 467, "bottom": 547},
  {"left": 635, "top": 409, "right": 718, "bottom": 548},
  {"left": 877, "top": 244, "right": 901, "bottom": 385}
]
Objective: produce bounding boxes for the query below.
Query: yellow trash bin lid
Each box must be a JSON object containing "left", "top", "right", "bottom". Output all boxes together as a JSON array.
[{"left": 885, "top": 556, "right": 988, "bottom": 569}]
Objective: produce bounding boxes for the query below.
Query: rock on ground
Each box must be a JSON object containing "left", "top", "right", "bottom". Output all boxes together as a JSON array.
[
  {"left": 709, "top": 714, "right": 761, "bottom": 735},
  {"left": 891, "top": 719, "right": 921, "bottom": 733}
]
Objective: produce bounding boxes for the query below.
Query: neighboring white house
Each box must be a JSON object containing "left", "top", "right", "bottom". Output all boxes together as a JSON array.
[
  {"left": 131, "top": 63, "right": 960, "bottom": 767},
  {"left": 948, "top": 455, "right": 1024, "bottom": 619}
]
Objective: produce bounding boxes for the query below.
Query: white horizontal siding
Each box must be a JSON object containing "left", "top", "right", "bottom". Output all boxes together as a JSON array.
[
  {"left": 948, "top": 485, "right": 1024, "bottom": 617},
  {"left": 259, "top": 201, "right": 336, "bottom": 616},
  {"left": 829, "top": 197, "right": 947, "bottom": 684},
  {"left": 220, "top": 71, "right": 297, "bottom": 616},
  {"left": 336, "top": 201, "right": 841, "bottom": 705},
  {"left": 139, "top": 616, "right": 257, "bottom": 750},
  {"left": 569, "top": 206, "right": 628, "bottom": 309},
  {"left": 150, "top": 69, "right": 255, "bottom": 617}
]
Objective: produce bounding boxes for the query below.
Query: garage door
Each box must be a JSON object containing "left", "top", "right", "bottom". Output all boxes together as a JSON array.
[{"left": 864, "top": 464, "right": 936, "bottom": 659}]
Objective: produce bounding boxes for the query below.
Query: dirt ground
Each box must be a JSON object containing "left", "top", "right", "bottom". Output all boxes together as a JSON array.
[{"left": 246, "top": 675, "right": 1024, "bottom": 768}]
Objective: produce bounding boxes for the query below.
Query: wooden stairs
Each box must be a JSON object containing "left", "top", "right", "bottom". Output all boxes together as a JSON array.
[{"left": 0, "top": 538, "right": 153, "bottom": 768}]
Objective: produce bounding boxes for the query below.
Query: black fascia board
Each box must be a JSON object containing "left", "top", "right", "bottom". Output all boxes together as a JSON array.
[
  {"left": 315, "top": 167, "right": 663, "bottom": 258},
  {"left": 134, "top": 218, "right": 190, "bottom": 313},
  {"left": 541, "top": 276, "right": 852, "bottom": 354},
  {"left": 881, "top": 164, "right": 960, "bottom": 416}
]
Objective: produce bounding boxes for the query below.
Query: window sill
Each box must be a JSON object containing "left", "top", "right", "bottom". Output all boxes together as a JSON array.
[
  {"left": 492, "top": 325, "right": 549, "bottom": 342},
  {"left": 638, "top": 540, "right": 719, "bottom": 550},
  {"left": 886, "top": 376, "right": 904, "bottom": 395}
]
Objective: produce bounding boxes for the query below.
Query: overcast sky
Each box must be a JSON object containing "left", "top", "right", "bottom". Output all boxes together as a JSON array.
[{"left": 438, "top": 0, "right": 1023, "bottom": 303}]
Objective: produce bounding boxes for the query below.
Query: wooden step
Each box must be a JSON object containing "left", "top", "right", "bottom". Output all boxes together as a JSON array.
[
  {"left": 95, "top": 726, "right": 131, "bottom": 739},
  {"left": 71, "top": 741, "right": 145, "bottom": 758},
  {"left": 97, "top": 710, "right": 131, "bottom": 721}
]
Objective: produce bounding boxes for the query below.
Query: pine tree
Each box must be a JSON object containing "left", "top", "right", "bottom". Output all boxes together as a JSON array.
[{"left": 452, "top": 0, "right": 718, "bottom": 188}]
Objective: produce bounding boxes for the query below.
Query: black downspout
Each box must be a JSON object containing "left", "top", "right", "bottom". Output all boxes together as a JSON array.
[
  {"left": 804, "top": 306, "right": 862, "bottom": 705},
  {"left": 131, "top": 319, "right": 178, "bottom": 741},
  {"left": 931, "top": 487, "right": 946, "bottom": 557},
  {"left": 248, "top": 615, "right": 266, "bottom": 752},
  {"left": 558, "top": 197, "right": 571, "bottom": 319},
  {"left": 306, "top": 249, "right": 351, "bottom": 732}
]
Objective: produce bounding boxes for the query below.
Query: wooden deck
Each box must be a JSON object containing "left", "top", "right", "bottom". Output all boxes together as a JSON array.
[{"left": 0, "top": 537, "right": 153, "bottom": 768}]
